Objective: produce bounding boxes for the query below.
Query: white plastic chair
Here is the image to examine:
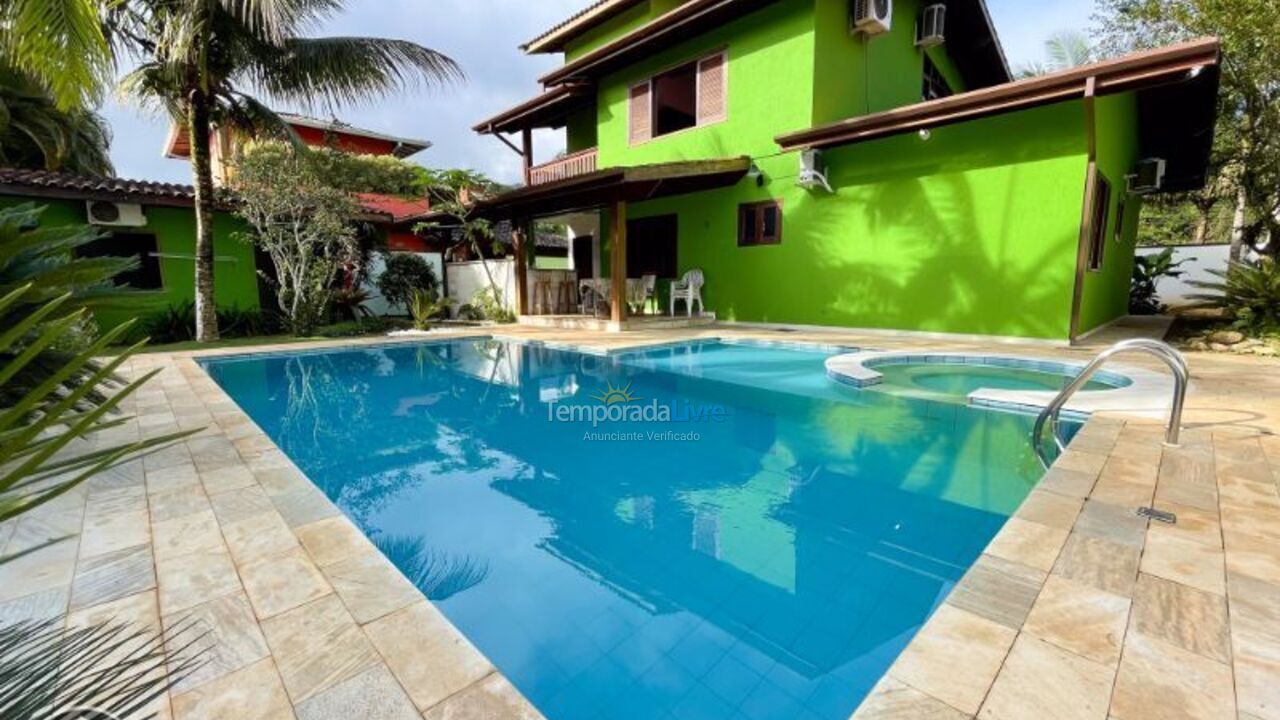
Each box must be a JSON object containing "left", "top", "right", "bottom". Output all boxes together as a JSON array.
[
  {"left": 635, "top": 274, "right": 657, "bottom": 315},
  {"left": 669, "top": 269, "right": 704, "bottom": 317}
]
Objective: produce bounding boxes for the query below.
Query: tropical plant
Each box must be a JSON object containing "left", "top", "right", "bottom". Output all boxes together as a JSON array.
[
  {"left": 230, "top": 146, "right": 362, "bottom": 336},
  {"left": 328, "top": 286, "right": 374, "bottom": 323},
  {"left": 0, "top": 61, "right": 114, "bottom": 175},
  {"left": 137, "top": 301, "right": 284, "bottom": 345},
  {"left": 408, "top": 289, "right": 451, "bottom": 331},
  {"left": 1188, "top": 259, "right": 1280, "bottom": 334},
  {"left": 377, "top": 254, "right": 439, "bottom": 313},
  {"left": 104, "top": 0, "right": 461, "bottom": 342},
  {"left": 1017, "top": 31, "right": 1095, "bottom": 78},
  {"left": 0, "top": 203, "right": 155, "bottom": 409},
  {"left": 1130, "top": 247, "right": 1192, "bottom": 314},
  {"left": 471, "top": 287, "right": 515, "bottom": 324},
  {"left": 416, "top": 169, "right": 509, "bottom": 307},
  {"left": 0, "top": 0, "right": 112, "bottom": 111},
  {"left": 0, "top": 619, "right": 205, "bottom": 720}
]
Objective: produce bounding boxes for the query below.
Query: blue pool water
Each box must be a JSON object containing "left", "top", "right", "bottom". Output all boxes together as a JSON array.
[{"left": 204, "top": 339, "right": 1075, "bottom": 720}]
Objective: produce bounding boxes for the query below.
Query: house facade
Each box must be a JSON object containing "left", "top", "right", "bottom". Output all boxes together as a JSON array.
[{"left": 473, "top": 0, "right": 1220, "bottom": 341}]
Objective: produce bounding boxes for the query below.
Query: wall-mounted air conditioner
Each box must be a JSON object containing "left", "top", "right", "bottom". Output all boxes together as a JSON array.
[
  {"left": 86, "top": 201, "right": 147, "bottom": 227},
  {"left": 1126, "top": 158, "right": 1167, "bottom": 194},
  {"left": 916, "top": 4, "right": 946, "bottom": 47},
  {"left": 798, "top": 149, "right": 834, "bottom": 193},
  {"left": 851, "top": 0, "right": 893, "bottom": 37}
]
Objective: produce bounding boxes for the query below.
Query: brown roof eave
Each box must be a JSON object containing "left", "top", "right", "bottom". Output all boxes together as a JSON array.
[
  {"left": 522, "top": 0, "right": 648, "bottom": 54},
  {"left": 472, "top": 84, "right": 592, "bottom": 135},
  {"left": 775, "top": 37, "right": 1221, "bottom": 152}
]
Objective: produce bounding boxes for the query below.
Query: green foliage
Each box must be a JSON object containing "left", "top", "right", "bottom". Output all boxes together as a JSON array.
[
  {"left": 377, "top": 254, "right": 439, "bottom": 311},
  {"left": 328, "top": 286, "right": 374, "bottom": 323},
  {"left": 471, "top": 287, "right": 515, "bottom": 324},
  {"left": 455, "top": 304, "right": 485, "bottom": 322},
  {"left": 408, "top": 289, "right": 451, "bottom": 331},
  {"left": 137, "top": 301, "right": 284, "bottom": 345},
  {"left": 0, "top": 61, "right": 114, "bottom": 174},
  {"left": 1189, "top": 259, "right": 1280, "bottom": 333},
  {"left": 0, "top": 619, "right": 204, "bottom": 720},
  {"left": 0, "top": 0, "right": 111, "bottom": 110},
  {"left": 240, "top": 141, "right": 433, "bottom": 195},
  {"left": 1130, "top": 247, "right": 1191, "bottom": 314},
  {"left": 231, "top": 147, "right": 362, "bottom": 336},
  {"left": 1017, "top": 31, "right": 1095, "bottom": 78},
  {"left": 0, "top": 203, "right": 153, "bottom": 409},
  {"left": 0, "top": 286, "right": 194, "bottom": 527}
]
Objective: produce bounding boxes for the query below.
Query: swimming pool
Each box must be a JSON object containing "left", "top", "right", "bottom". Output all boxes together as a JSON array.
[{"left": 203, "top": 338, "right": 1077, "bottom": 720}]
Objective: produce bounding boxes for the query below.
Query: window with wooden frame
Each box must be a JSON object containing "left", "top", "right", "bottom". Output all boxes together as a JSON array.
[
  {"left": 738, "top": 201, "right": 782, "bottom": 247},
  {"left": 78, "top": 232, "right": 164, "bottom": 290},
  {"left": 628, "top": 51, "right": 727, "bottom": 144},
  {"left": 1086, "top": 173, "right": 1112, "bottom": 271}
]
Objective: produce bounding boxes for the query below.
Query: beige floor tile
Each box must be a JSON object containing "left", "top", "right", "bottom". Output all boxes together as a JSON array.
[
  {"left": 255, "top": 466, "right": 312, "bottom": 498},
  {"left": 79, "top": 508, "right": 150, "bottom": 560},
  {"left": 946, "top": 553, "right": 1046, "bottom": 629},
  {"left": 153, "top": 510, "right": 226, "bottom": 563},
  {"left": 1147, "top": 502, "right": 1221, "bottom": 549},
  {"left": 150, "top": 487, "right": 213, "bottom": 523},
  {"left": 1155, "top": 475, "right": 1220, "bottom": 513},
  {"left": 985, "top": 518, "right": 1069, "bottom": 573},
  {"left": 1015, "top": 490, "right": 1084, "bottom": 530},
  {"left": 164, "top": 591, "right": 271, "bottom": 694},
  {"left": 322, "top": 551, "right": 420, "bottom": 624},
  {"left": 1219, "top": 503, "right": 1280, "bottom": 544},
  {"left": 223, "top": 511, "right": 300, "bottom": 566},
  {"left": 70, "top": 544, "right": 156, "bottom": 611},
  {"left": 1225, "top": 531, "right": 1280, "bottom": 586},
  {"left": 420, "top": 673, "right": 543, "bottom": 720},
  {"left": 0, "top": 536, "right": 77, "bottom": 602},
  {"left": 209, "top": 485, "right": 276, "bottom": 526},
  {"left": 147, "top": 462, "right": 201, "bottom": 495},
  {"left": 1056, "top": 450, "right": 1109, "bottom": 477},
  {"left": 67, "top": 589, "right": 160, "bottom": 632},
  {"left": 1111, "top": 633, "right": 1235, "bottom": 720},
  {"left": 851, "top": 677, "right": 968, "bottom": 720},
  {"left": 294, "top": 665, "right": 419, "bottom": 720},
  {"left": 240, "top": 548, "right": 332, "bottom": 620},
  {"left": 171, "top": 657, "right": 295, "bottom": 720},
  {"left": 201, "top": 465, "right": 258, "bottom": 495},
  {"left": 156, "top": 549, "right": 241, "bottom": 616},
  {"left": 1024, "top": 574, "right": 1130, "bottom": 666},
  {"left": 1141, "top": 531, "right": 1226, "bottom": 595},
  {"left": 978, "top": 634, "right": 1114, "bottom": 720},
  {"left": 295, "top": 517, "right": 375, "bottom": 568},
  {"left": 363, "top": 601, "right": 493, "bottom": 712},
  {"left": 260, "top": 594, "right": 381, "bottom": 705},
  {"left": 1130, "top": 573, "right": 1230, "bottom": 663},
  {"left": 888, "top": 605, "right": 1017, "bottom": 715},
  {"left": 1053, "top": 533, "right": 1142, "bottom": 598},
  {"left": 1038, "top": 466, "right": 1099, "bottom": 499},
  {"left": 1074, "top": 501, "right": 1148, "bottom": 549},
  {"left": 1233, "top": 653, "right": 1280, "bottom": 720},
  {"left": 1090, "top": 476, "right": 1157, "bottom": 509}
]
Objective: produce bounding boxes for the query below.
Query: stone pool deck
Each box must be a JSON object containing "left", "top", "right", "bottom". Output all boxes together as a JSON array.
[{"left": 1, "top": 321, "right": 1277, "bottom": 720}]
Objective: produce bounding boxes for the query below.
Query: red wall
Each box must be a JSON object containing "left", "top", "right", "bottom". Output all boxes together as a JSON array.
[{"left": 294, "top": 126, "right": 400, "bottom": 156}]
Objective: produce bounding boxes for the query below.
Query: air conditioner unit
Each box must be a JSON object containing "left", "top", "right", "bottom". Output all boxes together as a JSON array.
[
  {"left": 798, "top": 149, "right": 834, "bottom": 193},
  {"left": 1126, "top": 158, "right": 1167, "bottom": 194},
  {"left": 916, "top": 4, "right": 946, "bottom": 47},
  {"left": 86, "top": 201, "right": 147, "bottom": 227},
  {"left": 851, "top": 0, "right": 893, "bottom": 36}
]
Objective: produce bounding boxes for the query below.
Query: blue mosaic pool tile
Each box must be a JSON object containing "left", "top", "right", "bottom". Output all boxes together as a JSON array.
[
  {"left": 672, "top": 683, "right": 739, "bottom": 720},
  {"left": 703, "top": 653, "right": 766, "bottom": 705}
]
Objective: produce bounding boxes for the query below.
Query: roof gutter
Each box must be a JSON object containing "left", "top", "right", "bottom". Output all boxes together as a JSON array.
[{"left": 775, "top": 37, "right": 1221, "bottom": 152}]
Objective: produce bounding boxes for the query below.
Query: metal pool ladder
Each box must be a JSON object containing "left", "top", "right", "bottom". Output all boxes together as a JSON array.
[{"left": 1033, "top": 339, "right": 1189, "bottom": 466}]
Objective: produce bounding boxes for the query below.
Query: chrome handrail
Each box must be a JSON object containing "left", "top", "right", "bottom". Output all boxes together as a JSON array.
[{"left": 1033, "top": 339, "right": 1189, "bottom": 466}]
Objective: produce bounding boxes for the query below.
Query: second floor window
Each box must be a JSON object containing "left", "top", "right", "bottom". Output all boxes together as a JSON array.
[
  {"left": 923, "top": 56, "right": 953, "bottom": 101},
  {"left": 630, "top": 51, "right": 727, "bottom": 144}
]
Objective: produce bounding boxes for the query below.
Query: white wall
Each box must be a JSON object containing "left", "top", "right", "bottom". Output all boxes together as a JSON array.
[
  {"left": 1137, "top": 244, "right": 1230, "bottom": 307},
  {"left": 445, "top": 259, "right": 516, "bottom": 315},
  {"left": 363, "top": 251, "right": 444, "bottom": 316}
]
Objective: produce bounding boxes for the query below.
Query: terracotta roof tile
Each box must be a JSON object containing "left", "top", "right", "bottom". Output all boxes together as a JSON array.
[{"left": 0, "top": 168, "right": 197, "bottom": 204}]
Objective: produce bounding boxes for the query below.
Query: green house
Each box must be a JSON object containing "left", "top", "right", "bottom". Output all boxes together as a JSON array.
[
  {"left": 0, "top": 168, "right": 264, "bottom": 330},
  {"left": 472, "top": 0, "right": 1220, "bottom": 342}
]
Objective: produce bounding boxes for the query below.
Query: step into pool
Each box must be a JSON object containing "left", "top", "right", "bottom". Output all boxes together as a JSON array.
[{"left": 203, "top": 339, "right": 1078, "bottom": 720}]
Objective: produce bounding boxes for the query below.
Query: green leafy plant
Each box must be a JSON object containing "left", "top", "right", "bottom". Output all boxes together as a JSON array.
[
  {"left": 1188, "top": 259, "right": 1280, "bottom": 334},
  {"left": 408, "top": 289, "right": 451, "bottom": 331},
  {"left": 137, "top": 301, "right": 283, "bottom": 345},
  {"left": 471, "top": 287, "right": 515, "bottom": 324},
  {"left": 328, "top": 286, "right": 374, "bottom": 323},
  {"left": 1130, "top": 247, "right": 1191, "bottom": 315},
  {"left": 455, "top": 304, "right": 484, "bottom": 322},
  {"left": 377, "top": 254, "right": 439, "bottom": 313}
]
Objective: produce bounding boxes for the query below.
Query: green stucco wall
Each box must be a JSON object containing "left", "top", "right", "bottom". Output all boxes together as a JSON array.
[
  {"left": 0, "top": 195, "right": 261, "bottom": 330},
  {"left": 563, "top": 0, "right": 687, "bottom": 61},
  {"left": 1076, "top": 92, "right": 1143, "bottom": 335},
  {"left": 606, "top": 102, "right": 1091, "bottom": 340}
]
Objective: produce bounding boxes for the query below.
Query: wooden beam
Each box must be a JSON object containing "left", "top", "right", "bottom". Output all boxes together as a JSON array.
[
  {"left": 1069, "top": 77, "right": 1099, "bottom": 343},
  {"left": 513, "top": 221, "right": 530, "bottom": 317},
  {"left": 610, "top": 199, "right": 628, "bottom": 326},
  {"left": 521, "top": 128, "right": 534, "bottom": 186}
]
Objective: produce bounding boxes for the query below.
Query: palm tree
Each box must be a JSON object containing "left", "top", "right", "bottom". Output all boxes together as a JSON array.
[
  {"left": 0, "top": 0, "right": 111, "bottom": 111},
  {"left": 0, "top": 61, "right": 114, "bottom": 175},
  {"left": 1017, "top": 31, "right": 1095, "bottom": 78},
  {"left": 107, "top": 1, "right": 461, "bottom": 342}
]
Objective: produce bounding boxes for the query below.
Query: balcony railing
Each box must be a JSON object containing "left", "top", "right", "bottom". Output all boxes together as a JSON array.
[{"left": 529, "top": 148, "right": 598, "bottom": 186}]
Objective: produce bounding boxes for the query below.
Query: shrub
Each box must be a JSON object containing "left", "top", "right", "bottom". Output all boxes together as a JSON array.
[
  {"left": 471, "top": 287, "right": 515, "bottom": 323},
  {"left": 1189, "top": 259, "right": 1280, "bottom": 334},
  {"left": 1130, "top": 247, "right": 1191, "bottom": 315},
  {"left": 409, "top": 289, "right": 452, "bottom": 330},
  {"left": 377, "top": 254, "right": 439, "bottom": 311},
  {"left": 455, "top": 304, "right": 484, "bottom": 321},
  {"left": 139, "top": 302, "right": 283, "bottom": 344}
]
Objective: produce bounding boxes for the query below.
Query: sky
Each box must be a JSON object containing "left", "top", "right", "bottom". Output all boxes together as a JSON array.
[{"left": 100, "top": 0, "right": 1096, "bottom": 187}]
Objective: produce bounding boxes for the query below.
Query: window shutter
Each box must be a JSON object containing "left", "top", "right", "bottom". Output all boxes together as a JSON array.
[
  {"left": 629, "top": 81, "right": 652, "bottom": 145},
  {"left": 696, "top": 53, "right": 727, "bottom": 125}
]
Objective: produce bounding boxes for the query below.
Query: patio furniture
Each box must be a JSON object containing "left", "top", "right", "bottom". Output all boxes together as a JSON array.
[
  {"left": 631, "top": 274, "right": 657, "bottom": 315},
  {"left": 670, "top": 269, "right": 705, "bottom": 317},
  {"left": 533, "top": 277, "right": 554, "bottom": 314}
]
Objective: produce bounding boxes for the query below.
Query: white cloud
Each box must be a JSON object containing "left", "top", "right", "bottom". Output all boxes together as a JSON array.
[{"left": 102, "top": 0, "right": 1095, "bottom": 186}]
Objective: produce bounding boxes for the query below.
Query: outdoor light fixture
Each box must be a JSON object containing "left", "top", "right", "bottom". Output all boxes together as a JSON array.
[
  {"left": 1187, "top": 65, "right": 1204, "bottom": 79},
  {"left": 918, "top": 128, "right": 932, "bottom": 141},
  {"left": 747, "top": 162, "right": 765, "bottom": 187}
]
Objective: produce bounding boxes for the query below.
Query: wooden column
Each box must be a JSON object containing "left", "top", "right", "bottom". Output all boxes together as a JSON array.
[
  {"left": 513, "top": 220, "right": 529, "bottom": 317},
  {"left": 521, "top": 128, "right": 534, "bottom": 186},
  {"left": 610, "top": 199, "right": 628, "bottom": 326},
  {"left": 1068, "top": 76, "right": 1099, "bottom": 343}
]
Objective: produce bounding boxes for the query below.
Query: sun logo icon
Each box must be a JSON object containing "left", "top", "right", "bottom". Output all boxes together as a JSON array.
[{"left": 591, "top": 381, "right": 641, "bottom": 405}]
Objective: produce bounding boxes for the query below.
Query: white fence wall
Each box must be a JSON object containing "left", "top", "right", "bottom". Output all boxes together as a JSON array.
[
  {"left": 1137, "top": 244, "right": 1230, "bottom": 307},
  {"left": 445, "top": 259, "right": 516, "bottom": 315}
]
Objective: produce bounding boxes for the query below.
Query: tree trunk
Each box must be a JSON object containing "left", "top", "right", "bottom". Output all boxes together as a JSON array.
[
  {"left": 1230, "top": 183, "right": 1247, "bottom": 262},
  {"left": 188, "top": 92, "right": 220, "bottom": 342}
]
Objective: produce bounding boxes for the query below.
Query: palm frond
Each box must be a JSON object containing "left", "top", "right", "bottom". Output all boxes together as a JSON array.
[
  {"left": 254, "top": 36, "right": 462, "bottom": 111},
  {"left": 0, "top": 619, "right": 206, "bottom": 720},
  {"left": 0, "top": 0, "right": 112, "bottom": 110},
  {"left": 218, "top": 0, "right": 344, "bottom": 42}
]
